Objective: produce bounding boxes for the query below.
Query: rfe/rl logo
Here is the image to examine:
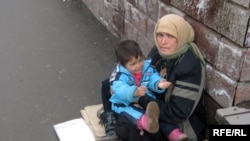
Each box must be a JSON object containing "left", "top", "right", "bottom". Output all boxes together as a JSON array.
[{"left": 213, "top": 129, "right": 247, "bottom": 136}]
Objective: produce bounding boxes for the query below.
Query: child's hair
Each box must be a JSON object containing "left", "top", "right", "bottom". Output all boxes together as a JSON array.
[{"left": 114, "top": 40, "right": 143, "bottom": 66}]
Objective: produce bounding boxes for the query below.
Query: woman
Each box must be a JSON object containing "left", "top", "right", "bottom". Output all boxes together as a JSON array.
[{"left": 100, "top": 14, "right": 206, "bottom": 141}]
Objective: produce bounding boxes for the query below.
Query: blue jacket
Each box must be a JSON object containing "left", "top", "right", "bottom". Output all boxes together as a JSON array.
[{"left": 109, "top": 59, "right": 165, "bottom": 106}]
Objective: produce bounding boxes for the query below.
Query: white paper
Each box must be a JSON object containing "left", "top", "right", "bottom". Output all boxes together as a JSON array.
[{"left": 53, "top": 118, "right": 95, "bottom": 141}]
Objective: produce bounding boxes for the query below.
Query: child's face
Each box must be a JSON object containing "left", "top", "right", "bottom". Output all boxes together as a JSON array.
[{"left": 125, "top": 56, "right": 144, "bottom": 74}]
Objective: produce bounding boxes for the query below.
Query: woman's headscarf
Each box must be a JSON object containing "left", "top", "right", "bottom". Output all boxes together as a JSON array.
[{"left": 154, "top": 14, "right": 205, "bottom": 64}]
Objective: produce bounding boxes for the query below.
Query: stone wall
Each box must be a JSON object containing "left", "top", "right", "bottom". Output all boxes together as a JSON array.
[{"left": 81, "top": 0, "right": 250, "bottom": 123}]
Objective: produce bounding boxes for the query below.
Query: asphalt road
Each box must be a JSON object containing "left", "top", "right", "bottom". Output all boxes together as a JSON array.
[{"left": 0, "top": 0, "right": 118, "bottom": 140}]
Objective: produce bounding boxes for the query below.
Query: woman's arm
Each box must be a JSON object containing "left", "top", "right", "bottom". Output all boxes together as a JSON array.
[{"left": 159, "top": 50, "right": 204, "bottom": 123}]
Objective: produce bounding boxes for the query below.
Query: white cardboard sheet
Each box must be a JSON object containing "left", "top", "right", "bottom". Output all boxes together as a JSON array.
[{"left": 53, "top": 118, "right": 95, "bottom": 141}]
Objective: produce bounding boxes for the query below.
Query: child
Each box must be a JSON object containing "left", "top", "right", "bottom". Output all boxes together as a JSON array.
[{"left": 109, "top": 40, "right": 171, "bottom": 134}]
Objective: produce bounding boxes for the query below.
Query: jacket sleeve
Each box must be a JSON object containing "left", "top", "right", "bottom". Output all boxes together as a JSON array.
[
  {"left": 110, "top": 73, "right": 138, "bottom": 104},
  {"left": 159, "top": 55, "right": 203, "bottom": 124},
  {"left": 147, "top": 68, "right": 165, "bottom": 94}
]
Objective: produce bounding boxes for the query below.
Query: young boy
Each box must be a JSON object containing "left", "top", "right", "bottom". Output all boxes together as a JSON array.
[{"left": 109, "top": 40, "right": 171, "bottom": 134}]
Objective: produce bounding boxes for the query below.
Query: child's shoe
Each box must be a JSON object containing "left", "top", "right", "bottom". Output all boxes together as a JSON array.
[
  {"left": 167, "top": 128, "right": 188, "bottom": 141},
  {"left": 137, "top": 101, "right": 159, "bottom": 133}
]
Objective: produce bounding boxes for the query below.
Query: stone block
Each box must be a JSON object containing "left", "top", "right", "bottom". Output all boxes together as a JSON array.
[
  {"left": 189, "top": 17, "right": 248, "bottom": 81},
  {"left": 216, "top": 38, "right": 247, "bottom": 81},
  {"left": 124, "top": 2, "right": 147, "bottom": 35},
  {"left": 124, "top": 19, "right": 137, "bottom": 40},
  {"left": 235, "top": 83, "right": 250, "bottom": 106},
  {"left": 204, "top": 1, "right": 249, "bottom": 47},
  {"left": 136, "top": 31, "right": 154, "bottom": 56},
  {"left": 245, "top": 26, "right": 250, "bottom": 48},
  {"left": 160, "top": 0, "right": 171, "bottom": 5},
  {"left": 112, "top": 11, "right": 124, "bottom": 33},
  {"left": 215, "top": 106, "right": 250, "bottom": 125},
  {"left": 127, "top": 0, "right": 136, "bottom": 7},
  {"left": 231, "top": 0, "right": 250, "bottom": 8},
  {"left": 146, "top": 0, "right": 159, "bottom": 21},
  {"left": 146, "top": 18, "right": 155, "bottom": 41},
  {"left": 206, "top": 64, "right": 237, "bottom": 108},
  {"left": 171, "top": 0, "right": 250, "bottom": 47},
  {"left": 240, "top": 50, "right": 250, "bottom": 81},
  {"left": 138, "top": 0, "right": 147, "bottom": 13},
  {"left": 159, "top": 2, "right": 185, "bottom": 19},
  {"left": 187, "top": 17, "right": 220, "bottom": 65},
  {"left": 99, "top": 0, "right": 113, "bottom": 24},
  {"left": 204, "top": 94, "right": 222, "bottom": 125}
]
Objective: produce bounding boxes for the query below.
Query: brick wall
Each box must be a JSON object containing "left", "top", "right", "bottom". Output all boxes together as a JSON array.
[{"left": 82, "top": 0, "right": 250, "bottom": 123}]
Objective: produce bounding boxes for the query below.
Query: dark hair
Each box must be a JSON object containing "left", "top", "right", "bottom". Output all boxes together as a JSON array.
[{"left": 114, "top": 40, "right": 143, "bottom": 66}]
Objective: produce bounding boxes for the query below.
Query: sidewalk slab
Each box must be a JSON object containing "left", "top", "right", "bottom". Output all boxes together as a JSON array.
[{"left": 215, "top": 106, "right": 250, "bottom": 124}]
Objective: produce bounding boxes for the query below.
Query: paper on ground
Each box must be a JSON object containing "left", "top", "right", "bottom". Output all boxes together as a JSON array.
[{"left": 53, "top": 118, "right": 95, "bottom": 141}]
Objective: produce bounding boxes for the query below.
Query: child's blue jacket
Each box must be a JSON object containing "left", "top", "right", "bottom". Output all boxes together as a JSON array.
[{"left": 109, "top": 59, "right": 165, "bottom": 106}]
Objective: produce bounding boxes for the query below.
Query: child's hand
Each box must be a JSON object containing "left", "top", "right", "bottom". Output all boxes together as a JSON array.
[
  {"left": 134, "top": 86, "right": 147, "bottom": 97},
  {"left": 158, "top": 79, "right": 172, "bottom": 89}
]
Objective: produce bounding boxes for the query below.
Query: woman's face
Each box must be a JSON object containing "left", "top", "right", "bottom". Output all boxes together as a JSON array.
[{"left": 156, "top": 32, "right": 177, "bottom": 55}]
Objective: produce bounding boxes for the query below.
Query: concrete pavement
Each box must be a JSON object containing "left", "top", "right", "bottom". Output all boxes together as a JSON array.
[{"left": 0, "top": 0, "right": 118, "bottom": 141}]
